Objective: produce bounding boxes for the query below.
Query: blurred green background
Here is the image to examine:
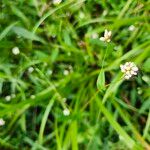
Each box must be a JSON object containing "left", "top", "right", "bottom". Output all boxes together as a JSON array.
[{"left": 0, "top": 0, "right": 150, "bottom": 149}]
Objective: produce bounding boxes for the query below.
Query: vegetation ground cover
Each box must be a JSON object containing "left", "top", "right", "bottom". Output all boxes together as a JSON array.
[{"left": 0, "top": 0, "right": 150, "bottom": 149}]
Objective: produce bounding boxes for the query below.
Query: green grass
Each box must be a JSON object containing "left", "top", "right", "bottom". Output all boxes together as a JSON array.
[{"left": 0, "top": 0, "right": 150, "bottom": 149}]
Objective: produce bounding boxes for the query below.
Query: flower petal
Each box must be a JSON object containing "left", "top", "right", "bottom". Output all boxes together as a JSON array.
[
  {"left": 108, "top": 31, "right": 112, "bottom": 37},
  {"left": 124, "top": 75, "right": 130, "bottom": 79},
  {"left": 104, "top": 29, "right": 108, "bottom": 37},
  {"left": 100, "top": 37, "right": 105, "bottom": 41},
  {"left": 132, "top": 66, "right": 138, "bottom": 71}
]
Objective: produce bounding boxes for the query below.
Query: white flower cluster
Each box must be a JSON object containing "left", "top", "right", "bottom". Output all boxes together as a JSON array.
[
  {"left": 120, "top": 62, "right": 138, "bottom": 79},
  {"left": 100, "top": 29, "right": 112, "bottom": 42}
]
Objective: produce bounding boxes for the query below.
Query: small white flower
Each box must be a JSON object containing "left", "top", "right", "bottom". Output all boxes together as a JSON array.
[
  {"left": 63, "top": 70, "right": 69, "bottom": 76},
  {"left": 91, "top": 33, "right": 99, "bottom": 39},
  {"left": 47, "top": 69, "right": 53, "bottom": 75},
  {"left": 5, "top": 95, "right": 11, "bottom": 101},
  {"left": 12, "top": 47, "right": 20, "bottom": 55},
  {"left": 128, "top": 25, "right": 135, "bottom": 31},
  {"left": 53, "top": 0, "right": 62, "bottom": 5},
  {"left": 100, "top": 29, "right": 112, "bottom": 42},
  {"left": 30, "top": 95, "right": 35, "bottom": 99},
  {"left": 0, "top": 118, "right": 5, "bottom": 126},
  {"left": 120, "top": 62, "right": 138, "bottom": 80},
  {"left": 28, "top": 67, "right": 34, "bottom": 73},
  {"left": 63, "top": 108, "right": 70, "bottom": 116}
]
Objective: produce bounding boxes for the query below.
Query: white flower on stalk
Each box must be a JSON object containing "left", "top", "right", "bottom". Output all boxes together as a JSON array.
[
  {"left": 53, "top": 0, "right": 62, "bottom": 5},
  {"left": 120, "top": 62, "right": 138, "bottom": 80},
  {"left": 0, "top": 118, "right": 5, "bottom": 126},
  {"left": 100, "top": 29, "right": 112, "bottom": 42},
  {"left": 12, "top": 47, "right": 20, "bottom": 55},
  {"left": 63, "top": 108, "right": 70, "bottom": 116}
]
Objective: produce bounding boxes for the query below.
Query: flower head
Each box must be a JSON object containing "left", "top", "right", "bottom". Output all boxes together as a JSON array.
[
  {"left": 5, "top": 95, "right": 11, "bottom": 101},
  {"left": 128, "top": 25, "right": 135, "bottom": 31},
  {"left": 28, "top": 67, "right": 34, "bottom": 73},
  {"left": 100, "top": 29, "right": 112, "bottom": 42},
  {"left": 120, "top": 62, "right": 138, "bottom": 79},
  {"left": 63, "top": 108, "right": 70, "bottom": 116},
  {"left": 12, "top": 47, "right": 20, "bottom": 55},
  {"left": 63, "top": 70, "right": 69, "bottom": 76},
  {"left": 53, "top": 0, "right": 62, "bottom": 5},
  {"left": 0, "top": 118, "right": 5, "bottom": 126},
  {"left": 47, "top": 69, "right": 53, "bottom": 75}
]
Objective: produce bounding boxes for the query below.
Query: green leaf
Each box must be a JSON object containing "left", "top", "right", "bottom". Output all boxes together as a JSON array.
[
  {"left": 12, "top": 26, "right": 45, "bottom": 43},
  {"left": 143, "top": 58, "right": 150, "bottom": 72},
  {"left": 96, "top": 98, "right": 136, "bottom": 149},
  {"left": 0, "top": 22, "right": 18, "bottom": 41},
  {"left": 11, "top": 6, "right": 29, "bottom": 27},
  {"left": 97, "top": 69, "right": 105, "bottom": 90}
]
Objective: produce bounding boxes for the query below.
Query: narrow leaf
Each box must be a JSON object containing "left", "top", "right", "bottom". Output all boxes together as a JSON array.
[
  {"left": 0, "top": 22, "right": 18, "bottom": 41},
  {"left": 97, "top": 69, "right": 105, "bottom": 90},
  {"left": 12, "top": 26, "right": 45, "bottom": 43}
]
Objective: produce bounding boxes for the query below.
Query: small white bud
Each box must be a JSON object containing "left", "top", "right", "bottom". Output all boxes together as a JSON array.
[
  {"left": 12, "top": 47, "right": 20, "bottom": 55},
  {"left": 53, "top": 0, "right": 62, "bottom": 5},
  {"left": 28, "top": 67, "right": 34, "bottom": 73},
  {"left": 63, "top": 70, "right": 69, "bottom": 76},
  {"left": 47, "top": 69, "right": 53, "bottom": 75},
  {"left": 5, "top": 95, "right": 11, "bottom": 101},
  {"left": 63, "top": 109, "right": 70, "bottom": 116},
  {"left": 128, "top": 25, "right": 135, "bottom": 31},
  {"left": 0, "top": 118, "right": 5, "bottom": 126}
]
